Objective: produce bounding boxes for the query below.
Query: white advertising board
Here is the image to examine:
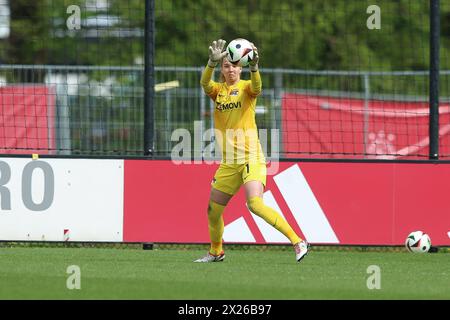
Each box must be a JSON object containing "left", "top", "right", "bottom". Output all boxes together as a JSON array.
[{"left": 0, "top": 158, "right": 124, "bottom": 241}]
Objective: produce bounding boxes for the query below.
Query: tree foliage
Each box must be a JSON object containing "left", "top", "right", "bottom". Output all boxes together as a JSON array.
[{"left": 1, "top": 0, "right": 449, "bottom": 70}]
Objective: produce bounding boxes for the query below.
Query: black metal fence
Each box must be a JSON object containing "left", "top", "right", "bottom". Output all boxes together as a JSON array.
[{"left": 0, "top": 0, "right": 449, "bottom": 160}]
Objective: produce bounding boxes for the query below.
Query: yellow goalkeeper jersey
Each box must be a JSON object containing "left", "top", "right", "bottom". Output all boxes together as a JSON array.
[{"left": 200, "top": 65, "right": 266, "bottom": 164}]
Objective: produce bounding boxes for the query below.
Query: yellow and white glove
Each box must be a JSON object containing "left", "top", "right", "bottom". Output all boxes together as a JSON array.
[{"left": 208, "top": 39, "right": 228, "bottom": 68}]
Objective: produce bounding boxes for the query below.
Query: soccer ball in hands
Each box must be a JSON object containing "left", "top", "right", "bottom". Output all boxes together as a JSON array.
[
  {"left": 405, "top": 231, "right": 431, "bottom": 253},
  {"left": 226, "top": 38, "right": 254, "bottom": 67}
]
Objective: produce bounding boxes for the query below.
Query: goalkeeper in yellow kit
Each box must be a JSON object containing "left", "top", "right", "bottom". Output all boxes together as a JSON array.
[{"left": 194, "top": 39, "right": 309, "bottom": 263}]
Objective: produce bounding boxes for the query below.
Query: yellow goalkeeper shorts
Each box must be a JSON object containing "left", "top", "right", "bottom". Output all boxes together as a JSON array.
[{"left": 211, "top": 162, "right": 267, "bottom": 196}]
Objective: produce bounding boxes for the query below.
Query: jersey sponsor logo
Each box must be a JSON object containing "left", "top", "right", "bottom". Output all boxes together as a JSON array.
[
  {"left": 216, "top": 101, "right": 242, "bottom": 112},
  {"left": 230, "top": 89, "right": 239, "bottom": 96}
]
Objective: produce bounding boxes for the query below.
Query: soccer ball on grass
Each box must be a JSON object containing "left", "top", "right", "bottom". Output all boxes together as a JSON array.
[{"left": 405, "top": 231, "right": 431, "bottom": 253}]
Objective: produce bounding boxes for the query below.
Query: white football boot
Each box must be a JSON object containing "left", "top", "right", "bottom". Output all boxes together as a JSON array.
[
  {"left": 294, "top": 240, "right": 309, "bottom": 263},
  {"left": 194, "top": 251, "right": 225, "bottom": 263}
]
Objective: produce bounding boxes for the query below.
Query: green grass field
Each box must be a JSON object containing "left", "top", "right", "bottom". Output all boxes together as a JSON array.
[{"left": 0, "top": 246, "right": 448, "bottom": 300}]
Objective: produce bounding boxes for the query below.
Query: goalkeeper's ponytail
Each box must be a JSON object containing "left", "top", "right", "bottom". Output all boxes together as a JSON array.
[{"left": 219, "top": 59, "right": 225, "bottom": 83}]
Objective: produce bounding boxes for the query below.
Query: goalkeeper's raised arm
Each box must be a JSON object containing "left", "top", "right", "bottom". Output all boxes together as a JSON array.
[
  {"left": 200, "top": 39, "right": 227, "bottom": 96},
  {"left": 248, "top": 42, "right": 261, "bottom": 96}
]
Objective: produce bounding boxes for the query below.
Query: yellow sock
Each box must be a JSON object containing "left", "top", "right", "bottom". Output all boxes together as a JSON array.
[
  {"left": 207, "top": 200, "right": 226, "bottom": 255},
  {"left": 247, "top": 196, "right": 301, "bottom": 245}
]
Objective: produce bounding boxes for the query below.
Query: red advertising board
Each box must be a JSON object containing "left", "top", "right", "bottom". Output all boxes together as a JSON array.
[
  {"left": 0, "top": 85, "right": 56, "bottom": 154},
  {"left": 123, "top": 160, "right": 450, "bottom": 246},
  {"left": 282, "top": 94, "right": 450, "bottom": 159}
]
